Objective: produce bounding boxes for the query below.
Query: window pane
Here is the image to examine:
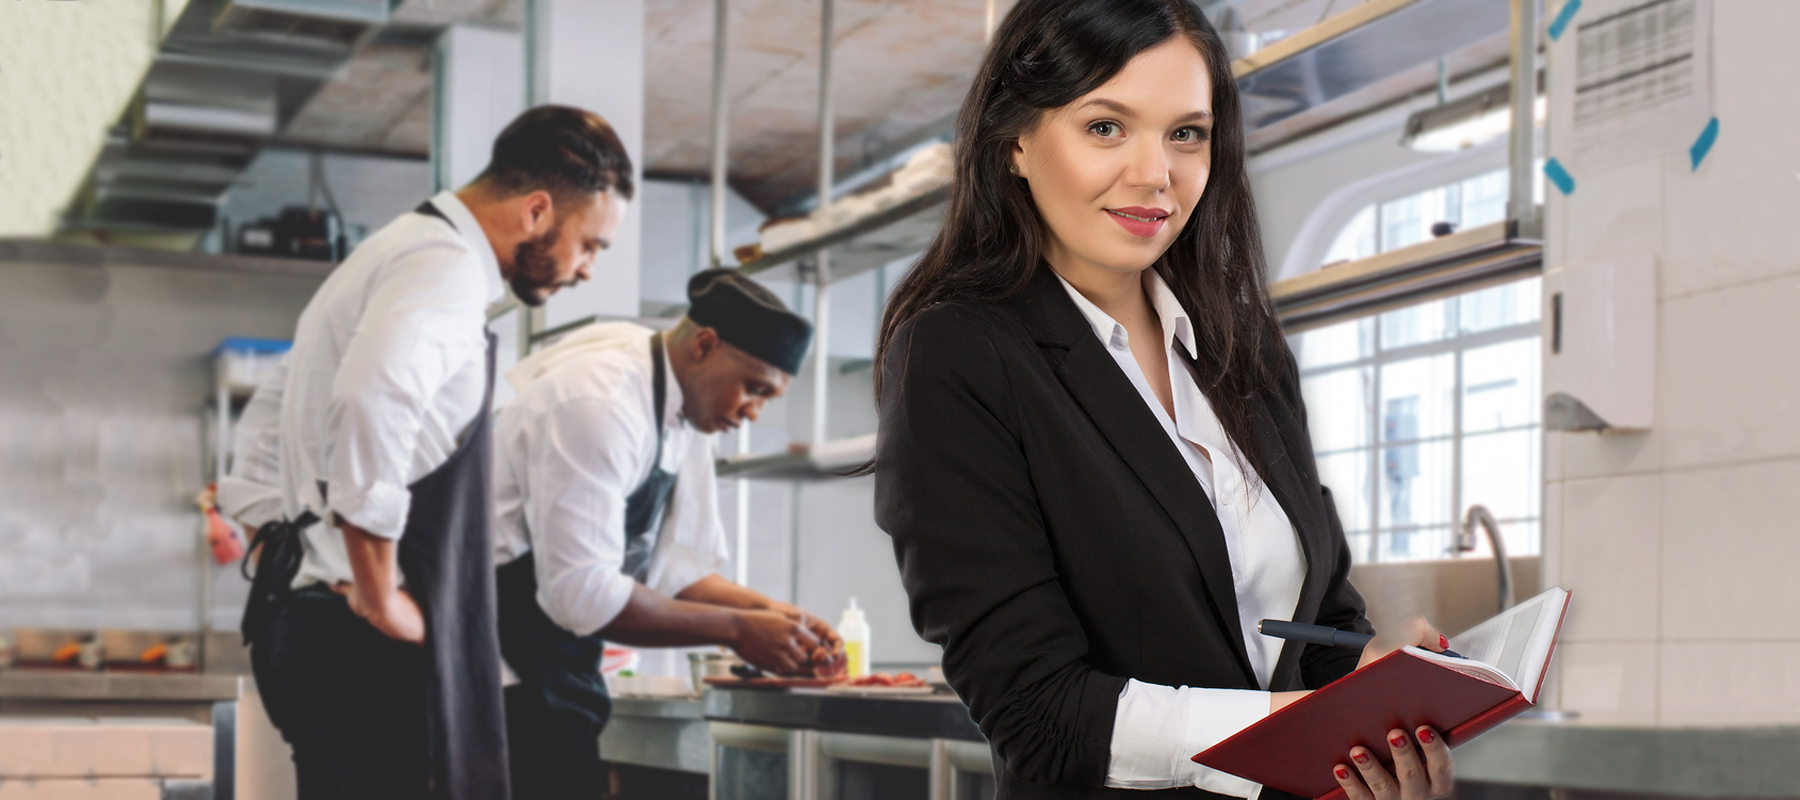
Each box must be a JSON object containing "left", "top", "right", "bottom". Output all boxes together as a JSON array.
[
  {"left": 1301, "top": 367, "right": 1372, "bottom": 453},
  {"left": 1461, "top": 429, "right": 1541, "bottom": 521},
  {"left": 1324, "top": 206, "right": 1377, "bottom": 266},
  {"left": 1460, "top": 168, "right": 1510, "bottom": 229},
  {"left": 1380, "top": 193, "right": 1427, "bottom": 251},
  {"left": 1346, "top": 531, "right": 1376, "bottom": 565},
  {"left": 1463, "top": 338, "right": 1541, "bottom": 433},
  {"left": 1378, "top": 439, "right": 1453, "bottom": 528},
  {"left": 1380, "top": 299, "right": 1452, "bottom": 349},
  {"left": 1316, "top": 450, "right": 1372, "bottom": 533},
  {"left": 1380, "top": 354, "right": 1456, "bottom": 441},
  {"left": 1293, "top": 318, "right": 1374, "bottom": 370},
  {"left": 1378, "top": 526, "right": 1455, "bottom": 562},
  {"left": 1460, "top": 276, "right": 1542, "bottom": 334}
]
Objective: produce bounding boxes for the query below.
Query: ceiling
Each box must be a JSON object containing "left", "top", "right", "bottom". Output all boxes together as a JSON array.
[
  {"left": 272, "top": 0, "right": 1352, "bottom": 215},
  {"left": 56, "top": 0, "right": 1426, "bottom": 233}
]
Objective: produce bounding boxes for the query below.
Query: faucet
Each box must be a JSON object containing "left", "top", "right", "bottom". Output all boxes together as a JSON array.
[{"left": 1455, "top": 505, "right": 1514, "bottom": 612}]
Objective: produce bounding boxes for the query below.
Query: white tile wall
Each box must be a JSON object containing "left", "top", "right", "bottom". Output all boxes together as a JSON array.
[
  {"left": 1657, "top": 1, "right": 1800, "bottom": 300},
  {"left": 1661, "top": 276, "right": 1800, "bottom": 469},
  {"left": 1660, "top": 458, "right": 1800, "bottom": 642},
  {"left": 1661, "top": 642, "right": 1800, "bottom": 726},
  {"left": 1556, "top": 475, "right": 1661, "bottom": 643},
  {"left": 1559, "top": 158, "right": 1665, "bottom": 269},
  {"left": 1552, "top": 641, "right": 1659, "bottom": 725}
]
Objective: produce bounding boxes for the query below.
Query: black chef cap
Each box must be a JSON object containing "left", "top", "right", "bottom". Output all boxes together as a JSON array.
[{"left": 687, "top": 269, "right": 813, "bottom": 376}]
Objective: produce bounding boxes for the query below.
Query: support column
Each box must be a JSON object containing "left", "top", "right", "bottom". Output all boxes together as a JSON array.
[{"left": 527, "top": 0, "right": 647, "bottom": 326}]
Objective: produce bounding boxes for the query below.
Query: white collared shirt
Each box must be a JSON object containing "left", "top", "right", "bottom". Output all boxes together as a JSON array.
[
  {"left": 217, "top": 355, "right": 288, "bottom": 528},
  {"left": 280, "top": 191, "right": 506, "bottom": 589},
  {"left": 491, "top": 322, "right": 730, "bottom": 638},
  {"left": 1053, "top": 271, "right": 1306, "bottom": 796}
]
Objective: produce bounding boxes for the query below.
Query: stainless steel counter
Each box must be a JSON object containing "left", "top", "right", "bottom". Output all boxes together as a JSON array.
[
  {"left": 601, "top": 695, "right": 712, "bottom": 774},
  {"left": 1456, "top": 719, "right": 1800, "bottom": 796},
  {"left": 0, "top": 671, "right": 241, "bottom": 703}
]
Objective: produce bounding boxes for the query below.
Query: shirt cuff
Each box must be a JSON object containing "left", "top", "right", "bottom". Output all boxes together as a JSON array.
[
  {"left": 217, "top": 477, "right": 284, "bottom": 528},
  {"left": 543, "top": 565, "right": 638, "bottom": 638},
  {"left": 328, "top": 480, "right": 412, "bottom": 539},
  {"left": 1103, "top": 679, "right": 1270, "bottom": 796}
]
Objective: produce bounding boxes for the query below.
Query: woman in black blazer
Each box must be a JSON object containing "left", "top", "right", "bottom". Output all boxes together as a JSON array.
[{"left": 871, "top": 2, "right": 1457, "bottom": 799}]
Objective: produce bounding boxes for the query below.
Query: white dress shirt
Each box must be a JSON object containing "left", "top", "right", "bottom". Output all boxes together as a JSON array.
[
  {"left": 280, "top": 191, "right": 505, "bottom": 589},
  {"left": 492, "top": 322, "right": 731, "bottom": 638},
  {"left": 1053, "top": 272, "right": 1306, "bottom": 796},
  {"left": 218, "top": 355, "right": 288, "bottom": 528}
]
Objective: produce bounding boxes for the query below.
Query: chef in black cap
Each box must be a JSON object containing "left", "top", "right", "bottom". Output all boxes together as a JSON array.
[{"left": 489, "top": 268, "right": 842, "bottom": 799}]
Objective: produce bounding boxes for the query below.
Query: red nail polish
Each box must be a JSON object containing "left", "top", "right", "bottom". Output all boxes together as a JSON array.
[
  {"left": 1353, "top": 752, "right": 1370, "bottom": 764},
  {"left": 1336, "top": 766, "right": 1351, "bottom": 780},
  {"left": 1439, "top": 635, "right": 1449, "bottom": 650},
  {"left": 1418, "top": 728, "right": 1436, "bottom": 744},
  {"left": 1390, "top": 734, "right": 1408, "bottom": 748}
]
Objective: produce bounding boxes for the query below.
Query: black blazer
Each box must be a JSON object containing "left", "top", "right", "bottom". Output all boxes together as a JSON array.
[{"left": 874, "top": 266, "right": 1373, "bottom": 800}]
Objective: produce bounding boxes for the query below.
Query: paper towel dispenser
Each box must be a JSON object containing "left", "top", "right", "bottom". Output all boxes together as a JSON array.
[{"left": 1542, "top": 254, "right": 1656, "bottom": 432}]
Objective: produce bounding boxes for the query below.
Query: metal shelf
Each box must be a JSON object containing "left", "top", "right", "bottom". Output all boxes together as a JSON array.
[
  {"left": 715, "top": 434, "right": 875, "bottom": 481},
  {"left": 737, "top": 184, "right": 948, "bottom": 284},
  {"left": 1232, "top": 0, "right": 1516, "bottom": 153},
  {"left": 1270, "top": 216, "right": 1543, "bottom": 332}
]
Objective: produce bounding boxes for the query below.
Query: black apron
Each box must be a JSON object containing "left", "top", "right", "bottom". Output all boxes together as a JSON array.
[
  {"left": 399, "top": 200, "right": 510, "bottom": 800},
  {"left": 495, "top": 332, "right": 679, "bottom": 799}
]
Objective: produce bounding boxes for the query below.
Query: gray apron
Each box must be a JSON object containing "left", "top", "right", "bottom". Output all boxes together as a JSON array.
[
  {"left": 398, "top": 200, "right": 510, "bottom": 800},
  {"left": 495, "top": 331, "right": 679, "bottom": 799}
]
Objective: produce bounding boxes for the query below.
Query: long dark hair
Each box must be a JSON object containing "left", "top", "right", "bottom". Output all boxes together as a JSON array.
[{"left": 873, "top": 0, "right": 1285, "bottom": 483}]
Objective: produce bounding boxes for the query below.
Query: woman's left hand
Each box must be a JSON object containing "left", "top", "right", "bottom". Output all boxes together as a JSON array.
[{"left": 1331, "top": 725, "right": 1454, "bottom": 800}]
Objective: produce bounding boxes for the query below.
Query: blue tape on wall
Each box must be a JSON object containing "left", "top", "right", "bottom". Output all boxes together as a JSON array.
[
  {"left": 1548, "top": 0, "right": 1581, "bottom": 41},
  {"left": 1544, "top": 158, "right": 1576, "bottom": 195},
  {"left": 1689, "top": 117, "right": 1720, "bottom": 171}
]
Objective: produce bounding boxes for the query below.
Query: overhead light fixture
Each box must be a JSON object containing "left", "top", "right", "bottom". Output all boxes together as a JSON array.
[{"left": 1401, "top": 84, "right": 1545, "bottom": 153}]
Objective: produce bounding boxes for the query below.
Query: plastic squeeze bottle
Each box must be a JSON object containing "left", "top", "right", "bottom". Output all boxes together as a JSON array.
[{"left": 838, "top": 597, "right": 871, "bottom": 678}]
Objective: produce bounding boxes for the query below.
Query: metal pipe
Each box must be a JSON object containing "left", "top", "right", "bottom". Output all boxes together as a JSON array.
[
  {"left": 709, "top": 0, "right": 730, "bottom": 268},
  {"left": 811, "top": 0, "right": 835, "bottom": 446},
  {"left": 1507, "top": 0, "right": 1538, "bottom": 227},
  {"left": 1457, "top": 504, "right": 1515, "bottom": 612},
  {"left": 735, "top": 425, "right": 750, "bottom": 586}
]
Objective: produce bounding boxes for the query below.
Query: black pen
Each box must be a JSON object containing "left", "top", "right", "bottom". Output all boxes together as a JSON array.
[{"left": 1257, "top": 619, "right": 1465, "bottom": 659}]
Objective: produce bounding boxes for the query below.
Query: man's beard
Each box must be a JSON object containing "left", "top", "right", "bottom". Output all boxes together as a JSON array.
[{"left": 509, "top": 221, "right": 570, "bottom": 307}]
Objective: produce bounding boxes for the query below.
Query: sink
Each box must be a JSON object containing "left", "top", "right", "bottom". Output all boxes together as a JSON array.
[{"left": 1348, "top": 556, "right": 1540, "bottom": 638}]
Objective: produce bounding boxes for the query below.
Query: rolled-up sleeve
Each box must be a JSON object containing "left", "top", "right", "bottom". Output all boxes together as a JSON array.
[
  {"left": 1105, "top": 680, "right": 1267, "bottom": 794},
  {"left": 326, "top": 244, "right": 485, "bottom": 538},
  {"left": 875, "top": 305, "right": 1125, "bottom": 788},
  {"left": 219, "top": 355, "right": 289, "bottom": 528},
  {"left": 524, "top": 397, "right": 645, "bottom": 637}
]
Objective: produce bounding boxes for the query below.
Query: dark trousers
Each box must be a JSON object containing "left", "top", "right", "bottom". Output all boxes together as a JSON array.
[
  {"left": 260, "top": 586, "right": 429, "bottom": 800},
  {"left": 504, "top": 683, "right": 607, "bottom": 800}
]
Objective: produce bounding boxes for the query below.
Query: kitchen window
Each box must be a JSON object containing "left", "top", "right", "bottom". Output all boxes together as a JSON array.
[{"left": 1292, "top": 167, "right": 1542, "bottom": 564}]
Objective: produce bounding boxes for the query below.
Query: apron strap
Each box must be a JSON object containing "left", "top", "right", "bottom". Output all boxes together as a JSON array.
[{"left": 415, "top": 200, "right": 457, "bottom": 230}]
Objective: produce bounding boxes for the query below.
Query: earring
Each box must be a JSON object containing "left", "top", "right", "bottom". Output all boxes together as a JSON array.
[{"left": 1008, "top": 164, "right": 1019, "bottom": 175}]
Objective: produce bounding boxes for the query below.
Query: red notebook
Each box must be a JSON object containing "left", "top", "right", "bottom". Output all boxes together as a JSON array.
[{"left": 1193, "top": 588, "right": 1572, "bottom": 800}]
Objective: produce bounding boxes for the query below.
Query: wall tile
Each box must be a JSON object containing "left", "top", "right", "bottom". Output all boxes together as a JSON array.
[
  {"left": 1540, "top": 480, "right": 1564, "bottom": 591},
  {"left": 1661, "top": 642, "right": 1800, "bottom": 726},
  {"left": 1561, "top": 429, "right": 1661, "bottom": 481},
  {"left": 1661, "top": 277, "right": 1800, "bottom": 469},
  {"left": 1543, "top": 431, "right": 1566, "bottom": 482},
  {"left": 1551, "top": 641, "right": 1659, "bottom": 725},
  {"left": 1558, "top": 475, "right": 1660, "bottom": 643},
  {"left": 1658, "top": 1, "right": 1800, "bottom": 299},
  {"left": 1661, "top": 459, "right": 1800, "bottom": 641}
]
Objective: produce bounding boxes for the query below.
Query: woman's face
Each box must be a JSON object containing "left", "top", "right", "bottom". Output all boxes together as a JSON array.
[{"left": 1012, "top": 37, "right": 1214, "bottom": 279}]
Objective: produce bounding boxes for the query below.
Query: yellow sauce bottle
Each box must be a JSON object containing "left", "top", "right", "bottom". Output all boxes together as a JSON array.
[{"left": 838, "top": 597, "right": 871, "bottom": 678}]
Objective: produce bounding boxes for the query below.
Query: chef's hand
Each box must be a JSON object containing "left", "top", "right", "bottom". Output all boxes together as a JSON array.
[
  {"left": 335, "top": 582, "right": 426, "bottom": 646},
  {"left": 766, "top": 601, "right": 843, "bottom": 654},
  {"left": 731, "top": 609, "right": 820, "bottom": 676},
  {"left": 1356, "top": 616, "right": 1449, "bottom": 670},
  {"left": 1332, "top": 726, "right": 1454, "bottom": 800}
]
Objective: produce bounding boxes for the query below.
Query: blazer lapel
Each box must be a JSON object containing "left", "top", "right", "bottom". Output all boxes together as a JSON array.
[{"left": 1012, "top": 268, "right": 1258, "bottom": 686}]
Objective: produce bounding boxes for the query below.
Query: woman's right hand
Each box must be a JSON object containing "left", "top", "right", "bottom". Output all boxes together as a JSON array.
[{"left": 1356, "top": 616, "right": 1449, "bottom": 670}]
